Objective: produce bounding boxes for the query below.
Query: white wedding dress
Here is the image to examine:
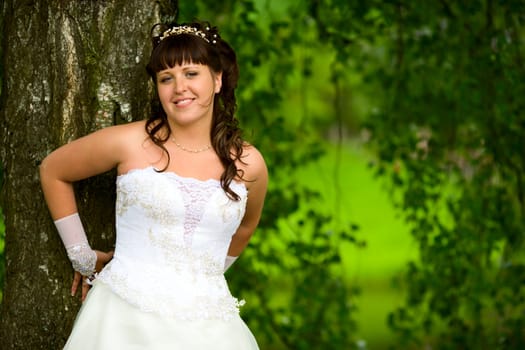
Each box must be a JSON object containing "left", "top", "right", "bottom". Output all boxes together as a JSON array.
[{"left": 64, "top": 166, "right": 259, "bottom": 349}]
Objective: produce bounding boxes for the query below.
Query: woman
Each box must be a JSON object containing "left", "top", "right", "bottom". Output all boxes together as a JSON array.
[{"left": 39, "top": 21, "right": 267, "bottom": 349}]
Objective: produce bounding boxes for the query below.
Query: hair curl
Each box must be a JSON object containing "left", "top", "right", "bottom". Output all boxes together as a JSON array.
[{"left": 145, "top": 21, "right": 245, "bottom": 200}]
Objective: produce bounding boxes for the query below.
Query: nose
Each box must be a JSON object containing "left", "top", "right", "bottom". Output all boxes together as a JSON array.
[{"left": 174, "top": 78, "right": 187, "bottom": 94}]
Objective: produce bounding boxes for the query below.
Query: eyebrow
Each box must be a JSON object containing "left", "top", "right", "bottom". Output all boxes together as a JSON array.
[
  {"left": 157, "top": 64, "right": 203, "bottom": 75},
  {"left": 181, "top": 64, "right": 202, "bottom": 70}
]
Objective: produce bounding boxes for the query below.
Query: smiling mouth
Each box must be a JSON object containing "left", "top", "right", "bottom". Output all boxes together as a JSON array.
[{"left": 174, "top": 98, "right": 193, "bottom": 106}]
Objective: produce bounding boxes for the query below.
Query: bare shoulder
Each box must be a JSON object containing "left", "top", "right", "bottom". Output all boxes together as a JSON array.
[
  {"left": 88, "top": 120, "right": 148, "bottom": 153},
  {"left": 96, "top": 120, "right": 154, "bottom": 171},
  {"left": 40, "top": 120, "right": 150, "bottom": 182},
  {"left": 235, "top": 143, "right": 267, "bottom": 234},
  {"left": 238, "top": 143, "right": 268, "bottom": 186}
]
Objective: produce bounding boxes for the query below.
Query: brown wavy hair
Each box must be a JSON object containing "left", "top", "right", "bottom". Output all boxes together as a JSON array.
[{"left": 145, "top": 21, "right": 244, "bottom": 200}]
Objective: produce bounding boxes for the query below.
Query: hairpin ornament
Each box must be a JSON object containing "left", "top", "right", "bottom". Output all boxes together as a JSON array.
[{"left": 159, "top": 25, "right": 217, "bottom": 44}]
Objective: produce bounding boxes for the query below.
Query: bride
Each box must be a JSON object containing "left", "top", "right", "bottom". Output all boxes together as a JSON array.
[{"left": 39, "top": 21, "right": 267, "bottom": 349}]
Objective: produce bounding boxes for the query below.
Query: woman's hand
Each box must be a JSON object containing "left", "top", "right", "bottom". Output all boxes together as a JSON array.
[{"left": 71, "top": 250, "right": 114, "bottom": 302}]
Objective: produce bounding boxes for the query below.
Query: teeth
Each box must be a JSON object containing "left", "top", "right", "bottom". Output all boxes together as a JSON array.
[{"left": 175, "top": 98, "right": 192, "bottom": 105}]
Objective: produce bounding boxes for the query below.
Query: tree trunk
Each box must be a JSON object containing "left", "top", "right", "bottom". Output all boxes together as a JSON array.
[{"left": 0, "top": 1, "right": 177, "bottom": 348}]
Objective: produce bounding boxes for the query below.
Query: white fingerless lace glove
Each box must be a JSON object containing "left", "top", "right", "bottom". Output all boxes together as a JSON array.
[
  {"left": 54, "top": 213, "right": 97, "bottom": 276},
  {"left": 224, "top": 255, "right": 238, "bottom": 272}
]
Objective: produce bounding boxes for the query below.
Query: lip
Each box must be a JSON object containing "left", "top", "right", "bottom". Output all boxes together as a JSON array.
[{"left": 174, "top": 97, "right": 194, "bottom": 107}]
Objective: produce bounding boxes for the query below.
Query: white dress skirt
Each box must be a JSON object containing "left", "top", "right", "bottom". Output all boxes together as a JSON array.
[
  {"left": 64, "top": 281, "right": 258, "bottom": 350},
  {"left": 63, "top": 167, "right": 259, "bottom": 349}
]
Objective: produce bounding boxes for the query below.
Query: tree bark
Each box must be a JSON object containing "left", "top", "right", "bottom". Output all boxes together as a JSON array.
[{"left": 0, "top": 1, "right": 177, "bottom": 348}]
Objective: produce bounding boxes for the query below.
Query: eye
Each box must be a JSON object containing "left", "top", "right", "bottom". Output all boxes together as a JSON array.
[
  {"left": 185, "top": 71, "right": 198, "bottom": 78},
  {"left": 158, "top": 76, "right": 172, "bottom": 83}
]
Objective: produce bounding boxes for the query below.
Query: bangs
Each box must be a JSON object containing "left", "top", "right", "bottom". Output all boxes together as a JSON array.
[{"left": 148, "top": 34, "right": 211, "bottom": 73}]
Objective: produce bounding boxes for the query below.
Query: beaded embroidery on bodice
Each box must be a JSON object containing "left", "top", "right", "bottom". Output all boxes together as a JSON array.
[{"left": 96, "top": 166, "right": 248, "bottom": 320}]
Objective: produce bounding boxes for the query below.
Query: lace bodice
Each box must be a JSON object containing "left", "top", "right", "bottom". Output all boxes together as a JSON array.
[{"left": 96, "top": 166, "right": 248, "bottom": 320}]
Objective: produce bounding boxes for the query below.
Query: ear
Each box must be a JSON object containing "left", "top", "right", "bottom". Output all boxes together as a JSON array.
[{"left": 214, "top": 71, "right": 223, "bottom": 94}]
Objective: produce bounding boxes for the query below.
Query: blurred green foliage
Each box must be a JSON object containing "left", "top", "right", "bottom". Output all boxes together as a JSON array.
[{"left": 353, "top": 1, "right": 525, "bottom": 349}]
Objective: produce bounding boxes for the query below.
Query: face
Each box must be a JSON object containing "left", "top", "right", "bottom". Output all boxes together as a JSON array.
[{"left": 156, "top": 62, "right": 222, "bottom": 127}]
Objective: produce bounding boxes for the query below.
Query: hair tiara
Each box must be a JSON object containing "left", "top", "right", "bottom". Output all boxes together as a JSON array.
[{"left": 159, "top": 25, "right": 218, "bottom": 44}]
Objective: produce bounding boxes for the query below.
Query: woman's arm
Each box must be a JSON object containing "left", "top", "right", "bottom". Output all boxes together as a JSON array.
[
  {"left": 40, "top": 123, "right": 135, "bottom": 299},
  {"left": 227, "top": 145, "right": 268, "bottom": 258},
  {"left": 40, "top": 124, "right": 130, "bottom": 219}
]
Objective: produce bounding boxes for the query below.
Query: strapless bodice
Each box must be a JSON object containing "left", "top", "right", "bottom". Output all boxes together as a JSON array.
[{"left": 96, "top": 166, "right": 248, "bottom": 320}]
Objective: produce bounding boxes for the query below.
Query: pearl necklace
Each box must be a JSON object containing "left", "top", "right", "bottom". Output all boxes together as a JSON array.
[{"left": 172, "top": 138, "right": 211, "bottom": 153}]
